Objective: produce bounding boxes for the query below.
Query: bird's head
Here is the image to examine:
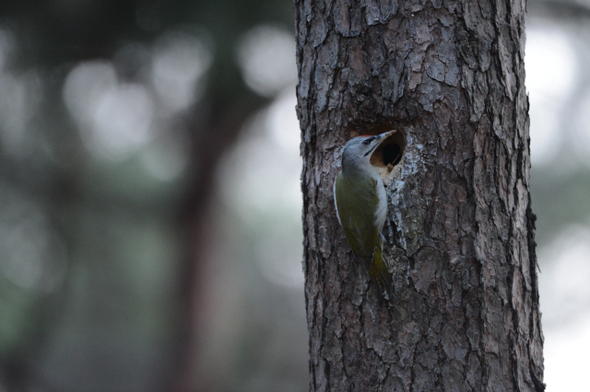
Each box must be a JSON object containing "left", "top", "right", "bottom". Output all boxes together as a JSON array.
[{"left": 341, "top": 131, "right": 395, "bottom": 173}]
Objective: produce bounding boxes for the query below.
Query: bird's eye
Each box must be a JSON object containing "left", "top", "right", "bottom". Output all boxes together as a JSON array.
[{"left": 362, "top": 138, "right": 371, "bottom": 145}]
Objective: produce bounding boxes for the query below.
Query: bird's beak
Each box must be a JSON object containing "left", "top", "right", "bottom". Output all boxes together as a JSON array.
[
  {"left": 363, "top": 130, "right": 396, "bottom": 157},
  {"left": 377, "top": 130, "right": 395, "bottom": 142}
]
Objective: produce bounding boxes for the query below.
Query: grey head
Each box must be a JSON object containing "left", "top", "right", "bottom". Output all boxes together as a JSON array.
[{"left": 341, "top": 131, "right": 393, "bottom": 175}]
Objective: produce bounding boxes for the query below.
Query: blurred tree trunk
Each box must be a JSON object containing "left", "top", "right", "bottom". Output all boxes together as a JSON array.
[
  {"left": 176, "top": 77, "right": 268, "bottom": 392},
  {"left": 294, "top": 0, "right": 544, "bottom": 391}
]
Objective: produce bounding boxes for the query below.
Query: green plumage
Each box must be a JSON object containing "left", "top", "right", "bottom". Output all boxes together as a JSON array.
[
  {"left": 334, "top": 171, "right": 393, "bottom": 301},
  {"left": 334, "top": 172, "right": 380, "bottom": 261}
]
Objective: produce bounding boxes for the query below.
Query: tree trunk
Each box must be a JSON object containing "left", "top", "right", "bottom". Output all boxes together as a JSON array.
[{"left": 294, "top": 0, "right": 545, "bottom": 391}]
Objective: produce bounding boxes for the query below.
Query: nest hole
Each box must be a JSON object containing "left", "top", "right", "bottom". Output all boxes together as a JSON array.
[
  {"left": 370, "top": 130, "right": 406, "bottom": 173},
  {"left": 382, "top": 143, "right": 402, "bottom": 167}
]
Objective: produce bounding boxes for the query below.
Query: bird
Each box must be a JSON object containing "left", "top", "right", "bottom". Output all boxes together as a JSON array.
[{"left": 333, "top": 130, "right": 395, "bottom": 302}]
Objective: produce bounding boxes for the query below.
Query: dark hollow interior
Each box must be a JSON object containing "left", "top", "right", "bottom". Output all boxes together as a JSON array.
[{"left": 382, "top": 143, "right": 402, "bottom": 166}]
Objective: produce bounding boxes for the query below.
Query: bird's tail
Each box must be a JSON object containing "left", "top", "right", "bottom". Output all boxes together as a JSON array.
[{"left": 369, "top": 239, "right": 394, "bottom": 304}]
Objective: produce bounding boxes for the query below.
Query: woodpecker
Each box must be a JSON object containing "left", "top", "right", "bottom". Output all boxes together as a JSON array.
[{"left": 334, "top": 131, "right": 395, "bottom": 301}]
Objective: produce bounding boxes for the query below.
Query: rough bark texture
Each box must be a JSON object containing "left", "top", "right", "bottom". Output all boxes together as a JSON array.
[{"left": 294, "top": 0, "right": 544, "bottom": 391}]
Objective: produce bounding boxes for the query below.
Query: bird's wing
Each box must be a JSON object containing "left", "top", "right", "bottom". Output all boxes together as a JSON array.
[{"left": 334, "top": 173, "right": 380, "bottom": 260}]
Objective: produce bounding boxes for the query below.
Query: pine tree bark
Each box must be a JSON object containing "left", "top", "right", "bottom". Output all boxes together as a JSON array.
[{"left": 294, "top": 0, "right": 544, "bottom": 391}]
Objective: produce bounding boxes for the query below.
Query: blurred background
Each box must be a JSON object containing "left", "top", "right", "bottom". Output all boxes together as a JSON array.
[{"left": 0, "top": 0, "right": 587, "bottom": 391}]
